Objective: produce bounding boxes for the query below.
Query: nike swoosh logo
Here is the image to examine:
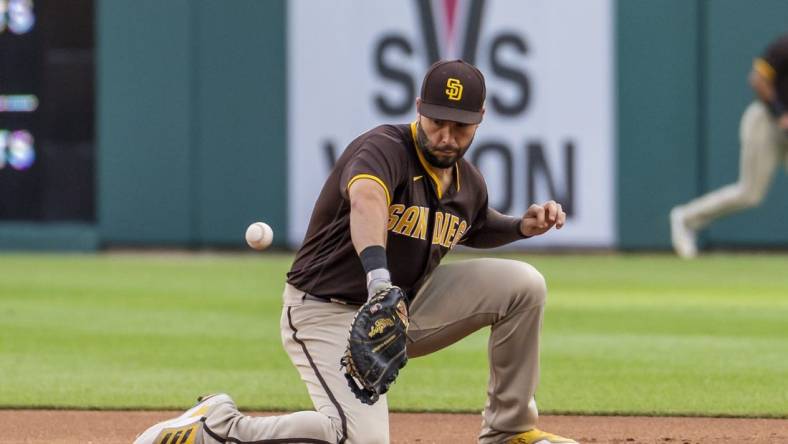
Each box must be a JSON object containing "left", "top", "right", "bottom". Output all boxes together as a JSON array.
[{"left": 413, "top": 176, "right": 423, "bottom": 182}]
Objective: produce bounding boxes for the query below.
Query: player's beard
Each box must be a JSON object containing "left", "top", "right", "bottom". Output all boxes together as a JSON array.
[{"left": 416, "top": 120, "right": 473, "bottom": 169}]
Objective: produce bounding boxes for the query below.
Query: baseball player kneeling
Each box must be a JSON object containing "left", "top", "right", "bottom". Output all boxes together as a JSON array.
[{"left": 135, "top": 60, "right": 576, "bottom": 444}]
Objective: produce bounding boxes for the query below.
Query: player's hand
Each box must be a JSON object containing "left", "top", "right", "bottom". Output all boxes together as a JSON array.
[{"left": 520, "top": 200, "right": 566, "bottom": 237}]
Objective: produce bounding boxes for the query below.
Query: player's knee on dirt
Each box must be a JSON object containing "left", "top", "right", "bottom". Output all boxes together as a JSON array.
[
  {"left": 323, "top": 413, "right": 348, "bottom": 444},
  {"left": 349, "top": 429, "right": 388, "bottom": 444},
  {"left": 201, "top": 401, "right": 338, "bottom": 443},
  {"left": 343, "top": 411, "right": 389, "bottom": 444},
  {"left": 282, "top": 411, "right": 338, "bottom": 442}
]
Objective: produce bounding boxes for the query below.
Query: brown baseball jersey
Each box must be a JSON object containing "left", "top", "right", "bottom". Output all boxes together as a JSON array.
[
  {"left": 756, "top": 33, "right": 788, "bottom": 106},
  {"left": 287, "top": 122, "right": 497, "bottom": 304}
]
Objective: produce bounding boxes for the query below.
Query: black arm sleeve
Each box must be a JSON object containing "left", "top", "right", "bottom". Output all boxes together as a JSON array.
[{"left": 461, "top": 208, "right": 528, "bottom": 248}]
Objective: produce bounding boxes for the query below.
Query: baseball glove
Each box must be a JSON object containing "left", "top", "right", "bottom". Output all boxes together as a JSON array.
[{"left": 340, "top": 286, "right": 409, "bottom": 405}]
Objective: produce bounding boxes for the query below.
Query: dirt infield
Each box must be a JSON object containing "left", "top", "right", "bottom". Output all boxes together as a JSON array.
[{"left": 2, "top": 410, "right": 787, "bottom": 443}]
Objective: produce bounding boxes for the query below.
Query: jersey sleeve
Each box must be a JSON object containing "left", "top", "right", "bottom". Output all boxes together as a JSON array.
[
  {"left": 756, "top": 34, "right": 788, "bottom": 82},
  {"left": 339, "top": 133, "right": 407, "bottom": 206},
  {"left": 458, "top": 167, "right": 527, "bottom": 248},
  {"left": 461, "top": 206, "right": 527, "bottom": 248}
]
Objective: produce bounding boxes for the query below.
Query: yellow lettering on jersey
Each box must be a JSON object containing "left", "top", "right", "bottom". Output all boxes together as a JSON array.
[
  {"left": 387, "top": 204, "right": 405, "bottom": 231},
  {"left": 432, "top": 212, "right": 445, "bottom": 244},
  {"left": 388, "top": 207, "right": 466, "bottom": 246},
  {"left": 450, "top": 220, "right": 468, "bottom": 249},
  {"left": 411, "top": 207, "right": 429, "bottom": 240},
  {"left": 394, "top": 206, "right": 420, "bottom": 236},
  {"left": 442, "top": 215, "right": 460, "bottom": 248},
  {"left": 433, "top": 212, "right": 452, "bottom": 246}
]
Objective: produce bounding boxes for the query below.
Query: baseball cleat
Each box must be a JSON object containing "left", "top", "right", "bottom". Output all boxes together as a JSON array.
[
  {"left": 507, "top": 428, "right": 578, "bottom": 444},
  {"left": 670, "top": 207, "right": 697, "bottom": 259},
  {"left": 132, "top": 393, "right": 232, "bottom": 444}
]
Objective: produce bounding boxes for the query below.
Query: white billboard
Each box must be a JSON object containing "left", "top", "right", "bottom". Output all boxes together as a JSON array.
[{"left": 288, "top": 0, "right": 615, "bottom": 248}]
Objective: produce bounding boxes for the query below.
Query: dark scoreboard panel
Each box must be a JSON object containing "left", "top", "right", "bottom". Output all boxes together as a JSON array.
[{"left": 0, "top": 0, "right": 94, "bottom": 221}]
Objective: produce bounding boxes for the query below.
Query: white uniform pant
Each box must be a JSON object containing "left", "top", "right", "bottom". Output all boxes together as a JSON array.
[
  {"left": 680, "top": 101, "right": 788, "bottom": 230},
  {"left": 200, "top": 258, "right": 548, "bottom": 444}
]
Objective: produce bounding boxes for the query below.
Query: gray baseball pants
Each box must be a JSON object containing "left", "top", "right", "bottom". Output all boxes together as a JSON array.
[
  {"left": 199, "top": 258, "right": 548, "bottom": 444},
  {"left": 679, "top": 101, "right": 788, "bottom": 230}
]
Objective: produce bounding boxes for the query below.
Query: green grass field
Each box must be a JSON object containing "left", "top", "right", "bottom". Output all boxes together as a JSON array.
[{"left": 0, "top": 252, "right": 786, "bottom": 417}]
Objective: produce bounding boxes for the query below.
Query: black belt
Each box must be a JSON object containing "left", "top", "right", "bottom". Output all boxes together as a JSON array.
[{"left": 303, "top": 294, "right": 362, "bottom": 306}]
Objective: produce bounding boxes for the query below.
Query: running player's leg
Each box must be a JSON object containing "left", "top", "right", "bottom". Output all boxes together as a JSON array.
[
  {"left": 407, "top": 258, "right": 553, "bottom": 444},
  {"left": 679, "top": 101, "right": 782, "bottom": 229}
]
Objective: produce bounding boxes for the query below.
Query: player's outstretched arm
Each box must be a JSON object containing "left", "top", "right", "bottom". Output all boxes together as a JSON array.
[
  {"left": 348, "top": 179, "right": 389, "bottom": 253},
  {"left": 348, "top": 178, "right": 393, "bottom": 297},
  {"left": 461, "top": 202, "right": 565, "bottom": 248},
  {"left": 342, "top": 179, "right": 409, "bottom": 405}
]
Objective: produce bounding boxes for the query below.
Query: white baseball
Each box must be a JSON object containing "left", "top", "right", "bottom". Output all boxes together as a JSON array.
[{"left": 245, "top": 222, "right": 273, "bottom": 250}]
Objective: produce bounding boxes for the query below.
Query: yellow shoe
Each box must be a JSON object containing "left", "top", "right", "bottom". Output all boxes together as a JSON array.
[{"left": 508, "top": 428, "right": 578, "bottom": 444}]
